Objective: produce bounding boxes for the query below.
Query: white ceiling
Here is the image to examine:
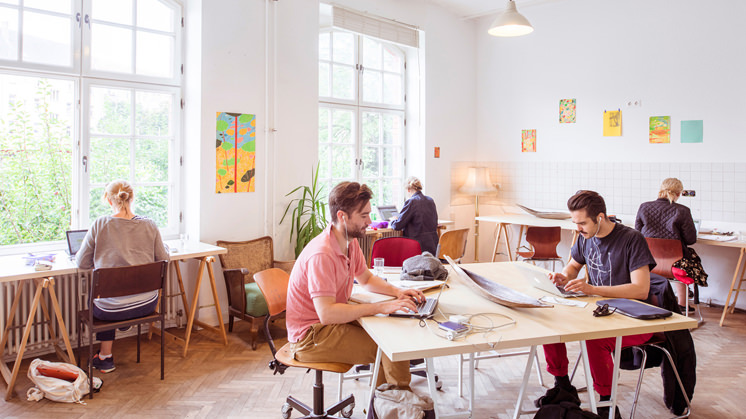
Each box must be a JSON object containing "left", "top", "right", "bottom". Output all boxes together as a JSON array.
[{"left": 425, "top": 0, "right": 552, "bottom": 20}]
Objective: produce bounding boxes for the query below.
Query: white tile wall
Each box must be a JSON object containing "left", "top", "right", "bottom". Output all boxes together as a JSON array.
[{"left": 491, "top": 161, "right": 746, "bottom": 223}]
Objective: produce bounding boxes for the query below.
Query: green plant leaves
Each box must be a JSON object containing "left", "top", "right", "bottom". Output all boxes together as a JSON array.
[{"left": 280, "top": 162, "right": 328, "bottom": 257}]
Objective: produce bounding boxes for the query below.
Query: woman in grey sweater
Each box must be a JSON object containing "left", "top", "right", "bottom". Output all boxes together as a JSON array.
[{"left": 76, "top": 180, "right": 169, "bottom": 373}]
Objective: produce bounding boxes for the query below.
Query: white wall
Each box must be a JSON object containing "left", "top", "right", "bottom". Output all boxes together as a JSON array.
[
  {"left": 185, "top": 0, "right": 477, "bottom": 324},
  {"left": 474, "top": 0, "right": 746, "bottom": 309}
]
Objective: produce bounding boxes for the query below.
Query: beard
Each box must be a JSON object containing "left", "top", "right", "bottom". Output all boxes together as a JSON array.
[{"left": 345, "top": 222, "right": 367, "bottom": 240}]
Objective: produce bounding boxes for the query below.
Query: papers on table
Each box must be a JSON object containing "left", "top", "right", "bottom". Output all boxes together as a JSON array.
[
  {"left": 349, "top": 280, "right": 445, "bottom": 304},
  {"left": 698, "top": 234, "right": 737, "bottom": 242},
  {"left": 539, "top": 295, "right": 588, "bottom": 308}
]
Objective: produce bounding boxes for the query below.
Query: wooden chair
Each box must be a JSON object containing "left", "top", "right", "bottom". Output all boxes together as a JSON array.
[
  {"left": 516, "top": 226, "right": 564, "bottom": 271},
  {"left": 254, "top": 268, "right": 355, "bottom": 419},
  {"left": 436, "top": 228, "right": 469, "bottom": 263},
  {"left": 645, "top": 237, "right": 702, "bottom": 323},
  {"left": 216, "top": 237, "right": 294, "bottom": 350},
  {"left": 77, "top": 261, "right": 168, "bottom": 399},
  {"left": 369, "top": 236, "right": 421, "bottom": 268}
]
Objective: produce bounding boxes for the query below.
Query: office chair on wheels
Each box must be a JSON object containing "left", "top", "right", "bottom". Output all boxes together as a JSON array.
[{"left": 253, "top": 268, "right": 355, "bottom": 419}]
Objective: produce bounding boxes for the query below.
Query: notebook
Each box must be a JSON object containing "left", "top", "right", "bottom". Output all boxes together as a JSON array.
[
  {"left": 389, "top": 275, "right": 450, "bottom": 319},
  {"left": 516, "top": 264, "right": 586, "bottom": 297},
  {"left": 65, "top": 229, "right": 87, "bottom": 256},
  {"left": 596, "top": 298, "right": 672, "bottom": 320}
]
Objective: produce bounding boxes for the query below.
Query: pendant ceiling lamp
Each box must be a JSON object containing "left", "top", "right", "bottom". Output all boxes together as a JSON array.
[{"left": 488, "top": 0, "right": 534, "bottom": 37}]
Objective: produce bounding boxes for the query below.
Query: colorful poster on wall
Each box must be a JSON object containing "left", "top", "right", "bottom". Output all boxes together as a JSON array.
[
  {"left": 649, "top": 116, "right": 671, "bottom": 144},
  {"left": 602, "top": 110, "right": 622, "bottom": 136},
  {"left": 216, "top": 112, "right": 256, "bottom": 193},
  {"left": 681, "top": 120, "right": 703, "bottom": 143},
  {"left": 559, "top": 99, "right": 576, "bottom": 123},
  {"left": 521, "top": 129, "right": 536, "bottom": 152}
]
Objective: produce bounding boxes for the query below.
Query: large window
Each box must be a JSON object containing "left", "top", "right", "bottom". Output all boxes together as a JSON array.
[
  {"left": 0, "top": 0, "right": 181, "bottom": 248},
  {"left": 318, "top": 30, "right": 406, "bottom": 207}
]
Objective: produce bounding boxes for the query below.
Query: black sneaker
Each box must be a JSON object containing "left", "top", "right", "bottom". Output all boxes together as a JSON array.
[
  {"left": 91, "top": 352, "right": 116, "bottom": 373},
  {"left": 534, "top": 384, "right": 580, "bottom": 408},
  {"left": 597, "top": 405, "right": 623, "bottom": 419}
]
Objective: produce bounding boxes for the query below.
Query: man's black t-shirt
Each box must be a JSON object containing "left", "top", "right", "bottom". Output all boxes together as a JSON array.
[{"left": 571, "top": 223, "right": 656, "bottom": 287}]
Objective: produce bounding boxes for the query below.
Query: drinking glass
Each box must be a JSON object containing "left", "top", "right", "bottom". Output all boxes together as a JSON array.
[{"left": 373, "top": 257, "right": 385, "bottom": 280}]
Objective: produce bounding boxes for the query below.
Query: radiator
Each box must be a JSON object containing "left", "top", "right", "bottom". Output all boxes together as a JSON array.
[{"left": 1, "top": 267, "right": 183, "bottom": 363}]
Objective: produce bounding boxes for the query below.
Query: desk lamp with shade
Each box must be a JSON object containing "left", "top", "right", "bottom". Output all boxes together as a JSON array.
[{"left": 459, "top": 167, "right": 497, "bottom": 262}]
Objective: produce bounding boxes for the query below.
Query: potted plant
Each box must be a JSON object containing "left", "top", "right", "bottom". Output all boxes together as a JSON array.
[{"left": 281, "top": 163, "right": 328, "bottom": 258}]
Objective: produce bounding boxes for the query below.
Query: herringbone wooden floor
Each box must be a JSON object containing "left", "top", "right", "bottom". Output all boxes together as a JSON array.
[{"left": 2, "top": 305, "right": 744, "bottom": 418}]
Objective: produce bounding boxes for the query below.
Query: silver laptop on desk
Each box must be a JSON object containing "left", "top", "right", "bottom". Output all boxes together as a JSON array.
[
  {"left": 65, "top": 229, "right": 87, "bottom": 256},
  {"left": 389, "top": 275, "right": 450, "bottom": 319},
  {"left": 516, "top": 264, "right": 586, "bottom": 298},
  {"left": 377, "top": 205, "right": 399, "bottom": 221}
]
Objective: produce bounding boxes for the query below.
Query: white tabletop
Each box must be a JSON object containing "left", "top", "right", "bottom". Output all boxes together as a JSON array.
[
  {"left": 0, "top": 242, "right": 227, "bottom": 283},
  {"left": 359, "top": 262, "right": 697, "bottom": 362},
  {"left": 476, "top": 213, "right": 577, "bottom": 230},
  {"left": 0, "top": 251, "right": 78, "bottom": 283}
]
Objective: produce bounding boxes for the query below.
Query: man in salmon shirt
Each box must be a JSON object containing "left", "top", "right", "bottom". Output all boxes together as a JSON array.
[{"left": 286, "top": 181, "right": 426, "bottom": 388}]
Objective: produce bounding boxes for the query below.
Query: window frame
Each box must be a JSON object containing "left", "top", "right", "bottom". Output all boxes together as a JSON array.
[
  {"left": 318, "top": 28, "right": 407, "bottom": 207},
  {"left": 0, "top": 0, "right": 183, "bottom": 253}
]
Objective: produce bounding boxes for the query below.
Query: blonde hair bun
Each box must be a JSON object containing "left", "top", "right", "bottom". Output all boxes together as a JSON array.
[
  {"left": 658, "top": 178, "right": 683, "bottom": 203},
  {"left": 103, "top": 180, "right": 134, "bottom": 208}
]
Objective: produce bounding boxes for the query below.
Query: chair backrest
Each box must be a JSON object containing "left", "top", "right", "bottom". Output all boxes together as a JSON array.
[
  {"left": 252, "top": 268, "right": 290, "bottom": 317},
  {"left": 525, "top": 226, "right": 562, "bottom": 259},
  {"left": 370, "top": 237, "right": 422, "bottom": 268},
  {"left": 216, "top": 236, "right": 274, "bottom": 279},
  {"left": 91, "top": 261, "right": 168, "bottom": 299},
  {"left": 436, "top": 228, "right": 470, "bottom": 261},
  {"left": 645, "top": 237, "right": 683, "bottom": 279}
]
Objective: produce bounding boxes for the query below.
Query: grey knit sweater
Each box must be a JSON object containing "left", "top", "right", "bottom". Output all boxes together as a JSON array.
[{"left": 76, "top": 215, "right": 170, "bottom": 310}]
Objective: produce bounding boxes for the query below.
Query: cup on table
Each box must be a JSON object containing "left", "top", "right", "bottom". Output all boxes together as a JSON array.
[
  {"left": 740, "top": 231, "right": 746, "bottom": 242},
  {"left": 373, "top": 257, "right": 385, "bottom": 280},
  {"left": 179, "top": 233, "right": 188, "bottom": 250}
]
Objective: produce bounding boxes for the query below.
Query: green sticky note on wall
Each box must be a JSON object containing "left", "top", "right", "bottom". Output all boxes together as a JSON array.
[{"left": 681, "top": 120, "right": 703, "bottom": 143}]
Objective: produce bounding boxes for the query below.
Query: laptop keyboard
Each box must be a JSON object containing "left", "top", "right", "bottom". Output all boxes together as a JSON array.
[{"left": 417, "top": 297, "right": 436, "bottom": 314}]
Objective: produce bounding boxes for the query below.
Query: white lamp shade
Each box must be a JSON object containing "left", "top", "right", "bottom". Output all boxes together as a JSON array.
[
  {"left": 459, "top": 167, "right": 495, "bottom": 195},
  {"left": 488, "top": 1, "right": 534, "bottom": 37}
]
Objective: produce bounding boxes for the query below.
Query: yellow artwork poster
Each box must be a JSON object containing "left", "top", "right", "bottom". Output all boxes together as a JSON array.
[
  {"left": 216, "top": 112, "right": 256, "bottom": 193},
  {"left": 649, "top": 116, "right": 671, "bottom": 144},
  {"left": 603, "top": 110, "right": 622, "bottom": 136}
]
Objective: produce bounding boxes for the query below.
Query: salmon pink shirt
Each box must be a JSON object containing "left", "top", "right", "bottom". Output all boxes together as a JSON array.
[{"left": 286, "top": 225, "right": 367, "bottom": 342}]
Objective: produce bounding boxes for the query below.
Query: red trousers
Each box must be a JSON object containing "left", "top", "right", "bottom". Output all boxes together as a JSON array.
[{"left": 543, "top": 333, "right": 653, "bottom": 396}]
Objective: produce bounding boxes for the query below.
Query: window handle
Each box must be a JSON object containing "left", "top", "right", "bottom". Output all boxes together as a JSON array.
[
  {"left": 82, "top": 155, "right": 88, "bottom": 173},
  {"left": 76, "top": 13, "right": 82, "bottom": 28},
  {"left": 84, "top": 14, "right": 91, "bottom": 29}
]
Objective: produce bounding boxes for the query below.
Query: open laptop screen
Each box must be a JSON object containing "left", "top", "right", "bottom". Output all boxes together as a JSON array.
[
  {"left": 65, "top": 229, "right": 88, "bottom": 256},
  {"left": 377, "top": 205, "right": 399, "bottom": 221}
]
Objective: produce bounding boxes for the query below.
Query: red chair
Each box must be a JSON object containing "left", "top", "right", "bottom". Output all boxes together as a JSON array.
[
  {"left": 516, "top": 226, "right": 564, "bottom": 271},
  {"left": 645, "top": 237, "right": 702, "bottom": 323},
  {"left": 369, "top": 237, "right": 422, "bottom": 268}
]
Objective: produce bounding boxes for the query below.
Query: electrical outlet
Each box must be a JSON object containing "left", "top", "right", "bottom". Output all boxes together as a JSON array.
[
  {"left": 625, "top": 99, "right": 642, "bottom": 107},
  {"left": 682, "top": 190, "right": 696, "bottom": 197}
]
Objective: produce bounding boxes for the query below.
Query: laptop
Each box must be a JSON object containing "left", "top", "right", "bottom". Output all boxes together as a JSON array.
[
  {"left": 377, "top": 205, "right": 399, "bottom": 221},
  {"left": 389, "top": 275, "right": 450, "bottom": 319},
  {"left": 65, "top": 229, "right": 88, "bottom": 256},
  {"left": 517, "top": 264, "right": 586, "bottom": 297}
]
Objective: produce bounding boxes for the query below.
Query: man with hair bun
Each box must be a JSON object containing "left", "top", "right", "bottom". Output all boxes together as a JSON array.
[
  {"left": 76, "top": 179, "right": 169, "bottom": 373},
  {"left": 286, "top": 181, "right": 425, "bottom": 389}
]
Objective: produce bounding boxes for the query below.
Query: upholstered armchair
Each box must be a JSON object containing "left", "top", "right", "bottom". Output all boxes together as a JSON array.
[{"left": 216, "top": 236, "right": 294, "bottom": 350}]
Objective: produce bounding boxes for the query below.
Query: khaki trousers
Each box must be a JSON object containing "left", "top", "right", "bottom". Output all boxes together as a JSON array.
[{"left": 291, "top": 322, "right": 411, "bottom": 388}]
